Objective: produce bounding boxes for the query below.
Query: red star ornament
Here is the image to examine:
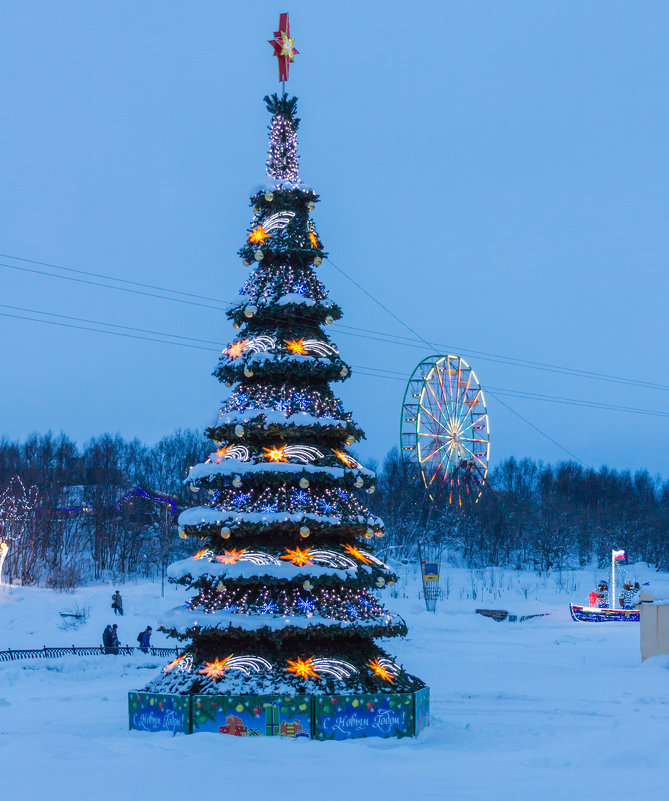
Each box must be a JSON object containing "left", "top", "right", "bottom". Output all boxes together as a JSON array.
[{"left": 269, "top": 12, "right": 299, "bottom": 82}]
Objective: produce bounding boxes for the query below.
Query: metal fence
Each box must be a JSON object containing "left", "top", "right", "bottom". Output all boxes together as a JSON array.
[{"left": 0, "top": 645, "right": 179, "bottom": 662}]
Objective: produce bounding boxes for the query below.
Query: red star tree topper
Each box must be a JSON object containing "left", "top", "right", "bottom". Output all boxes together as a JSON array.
[{"left": 269, "top": 12, "right": 298, "bottom": 82}]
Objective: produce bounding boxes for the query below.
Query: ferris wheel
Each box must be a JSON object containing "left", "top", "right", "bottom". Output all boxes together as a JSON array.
[{"left": 400, "top": 355, "right": 490, "bottom": 505}]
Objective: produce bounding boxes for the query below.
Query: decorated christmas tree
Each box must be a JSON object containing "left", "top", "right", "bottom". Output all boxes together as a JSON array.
[{"left": 145, "top": 19, "right": 425, "bottom": 703}]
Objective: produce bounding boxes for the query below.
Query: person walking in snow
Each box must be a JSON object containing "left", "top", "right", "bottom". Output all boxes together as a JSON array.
[
  {"left": 102, "top": 624, "right": 115, "bottom": 654},
  {"left": 137, "top": 626, "right": 152, "bottom": 653},
  {"left": 110, "top": 623, "right": 120, "bottom": 654},
  {"left": 111, "top": 590, "right": 124, "bottom": 616}
]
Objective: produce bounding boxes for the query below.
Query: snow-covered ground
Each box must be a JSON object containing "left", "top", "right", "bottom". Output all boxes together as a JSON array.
[{"left": 1, "top": 563, "right": 669, "bottom": 800}]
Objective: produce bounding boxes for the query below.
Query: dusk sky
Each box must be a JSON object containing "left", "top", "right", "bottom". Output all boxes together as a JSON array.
[{"left": 0, "top": 2, "right": 667, "bottom": 475}]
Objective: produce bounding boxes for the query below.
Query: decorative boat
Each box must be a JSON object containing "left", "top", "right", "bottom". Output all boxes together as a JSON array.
[{"left": 569, "top": 603, "right": 639, "bottom": 623}]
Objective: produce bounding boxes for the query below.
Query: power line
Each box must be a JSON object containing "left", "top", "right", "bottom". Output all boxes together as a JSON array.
[
  {"left": 0, "top": 261, "right": 228, "bottom": 312},
  {"left": 325, "top": 256, "right": 589, "bottom": 464},
  {"left": 2, "top": 249, "right": 669, "bottom": 395},
  {"left": 2, "top": 304, "right": 668, "bottom": 427}
]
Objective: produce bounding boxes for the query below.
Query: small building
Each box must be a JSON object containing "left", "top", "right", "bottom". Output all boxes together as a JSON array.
[{"left": 640, "top": 599, "right": 669, "bottom": 661}]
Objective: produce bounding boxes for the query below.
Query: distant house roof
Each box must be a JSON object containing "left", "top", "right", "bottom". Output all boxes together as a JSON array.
[{"left": 56, "top": 484, "right": 177, "bottom": 516}]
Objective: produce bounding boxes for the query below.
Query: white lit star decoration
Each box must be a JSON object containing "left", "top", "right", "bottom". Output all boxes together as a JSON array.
[
  {"left": 368, "top": 657, "right": 401, "bottom": 684},
  {"left": 0, "top": 477, "right": 39, "bottom": 586},
  {"left": 263, "top": 445, "right": 323, "bottom": 464},
  {"left": 268, "top": 13, "right": 299, "bottom": 82},
  {"left": 199, "top": 655, "right": 273, "bottom": 679}
]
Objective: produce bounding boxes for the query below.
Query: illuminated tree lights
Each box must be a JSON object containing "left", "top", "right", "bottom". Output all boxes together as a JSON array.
[
  {"left": 142, "top": 91, "right": 425, "bottom": 701},
  {"left": 265, "top": 94, "right": 300, "bottom": 183},
  {"left": 188, "top": 584, "right": 390, "bottom": 623}
]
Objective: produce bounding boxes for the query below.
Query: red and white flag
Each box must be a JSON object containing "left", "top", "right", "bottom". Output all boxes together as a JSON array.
[{"left": 612, "top": 549, "right": 626, "bottom": 561}]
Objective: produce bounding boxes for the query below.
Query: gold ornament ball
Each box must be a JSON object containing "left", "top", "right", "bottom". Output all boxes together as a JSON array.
[
  {"left": 375, "top": 529, "right": 385, "bottom": 538},
  {"left": 220, "top": 527, "right": 231, "bottom": 539},
  {"left": 299, "top": 477, "right": 310, "bottom": 489},
  {"left": 233, "top": 321, "right": 242, "bottom": 330},
  {"left": 303, "top": 580, "right": 313, "bottom": 591},
  {"left": 388, "top": 578, "right": 396, "bottom": 586},
  {"left": 232, "top": 476, "right": 242, "bottom": 488},
  {"left": 242, "top": 259, "right": 251, "bottom": 267},
  {"left": 216, "top": 581, "right": 225, "bottom": 591},
  {"left": 189, "top": 483, "right": 199, "bottom": 493},
  {"left": 178, "top": 529, "right": 187, "bottom": 540},
  {"left": 225, "top": 380, "right": 234, "bottom": 388},
  {"left": 355, "top": 476, "right": 364, "bottom": 488},
  {"left": 264, "top": 191, "right": 274, "bottom": 202},
  {"left": 306, "top": 200, "right": 316, "bottom": 210},
  {"left": 365, "top": 528, "right": 374, "bottom": 539},
  {"left": 299, "top": 526, "right": 310, "bottom": 538},
  {"left": 346, "top": 434, "right": 355, "bottom": 445},
  {"left": 367, "top": 486, "right": 376, "bottom": 494},
  {"left": 244, "top": 367, "right": 254, "bottom": 378},
  {"left": 234, "top": 425, "right": 245, "bottom": 438},
  {"left": 254, "top": 250, "right": 264, "bottom": 261},
  {"left": 244, "top": 305, "right": 257, "bottom": 318},
  {"left": 324, "top": 315, "right": 334, "bottom": 325},
  {"left": 377, "top": 577, "right": 386, "bottom": 588},
  {"left": 340, "top": 367, "right": 349, "bottom": 378},
  {"left": 313, "top": 255, "right": 322, "bottom": 266}
]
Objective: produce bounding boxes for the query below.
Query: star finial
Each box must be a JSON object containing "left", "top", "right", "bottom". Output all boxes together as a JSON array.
[{"left": 269, "top": 12, "right": 299, "bottom": 83}]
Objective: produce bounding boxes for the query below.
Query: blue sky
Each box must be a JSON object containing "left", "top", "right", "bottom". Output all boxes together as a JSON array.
[{"left": 0, "top": 2, "right": 667, "bottom": 474}]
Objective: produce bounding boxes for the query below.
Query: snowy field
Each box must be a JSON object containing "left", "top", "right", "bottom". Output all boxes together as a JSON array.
[{"left": 1, "top": 563, "right": 669, "bottom": 800}]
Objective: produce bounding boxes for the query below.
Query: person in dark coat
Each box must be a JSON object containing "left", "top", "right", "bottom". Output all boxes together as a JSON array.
[
  {"left": 111, "top": 590, "right": 124, "bottom": 616},
  {"left": 102, "top": 625, "right": 114, "bottom": 654},
  {"left": 110, "top": 623, "right": 120, "bottom": 654},
  {"left": 137, "top": 626, "right": 152, "bottom": 653}
]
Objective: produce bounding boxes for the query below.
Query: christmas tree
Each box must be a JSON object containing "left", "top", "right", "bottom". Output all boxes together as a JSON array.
[{"left": 146, "top": 91, "right": 425, "bottom": 699}]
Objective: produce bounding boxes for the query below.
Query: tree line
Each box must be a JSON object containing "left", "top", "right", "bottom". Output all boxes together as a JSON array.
[
  {"left": 0, "top": 430, "right": 208, "bottom": 587},
  {"left": 0, "top": 431, "right": 667, "bottom": 588},
  {"left": 370, "top": 449, "right": 669, "bottom": 571}
]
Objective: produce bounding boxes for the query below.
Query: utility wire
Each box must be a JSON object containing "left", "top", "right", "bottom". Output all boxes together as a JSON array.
[
  {"left": 325, "top": 257, "right": 589, "bottom": 465},
  {"left": 2, "top": 249, "right": 669, "bottom": 394},
  {"left": 2, "top": 305, "right": 668, "bottom": 426}
]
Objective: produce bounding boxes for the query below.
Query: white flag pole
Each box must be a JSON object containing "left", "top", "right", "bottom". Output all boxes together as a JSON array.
[{"left": 611, "top": 549, "right": 616, "bottom": 610}]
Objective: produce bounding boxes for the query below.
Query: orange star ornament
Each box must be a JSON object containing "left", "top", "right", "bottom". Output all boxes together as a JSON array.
[{"left": 285, "top": 656, "right": 320, "bottom": 679}]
